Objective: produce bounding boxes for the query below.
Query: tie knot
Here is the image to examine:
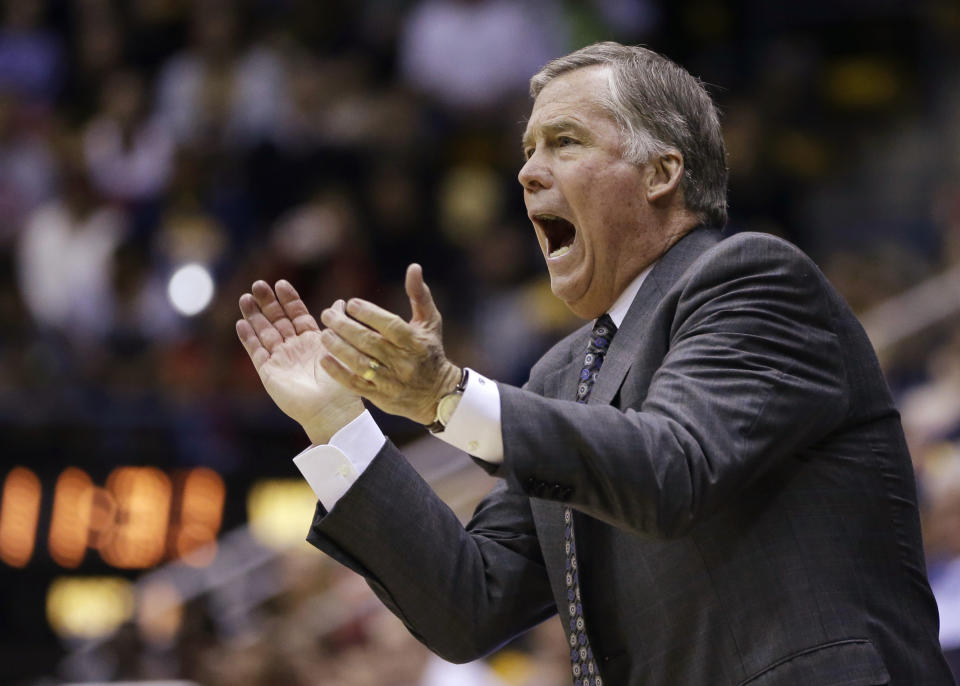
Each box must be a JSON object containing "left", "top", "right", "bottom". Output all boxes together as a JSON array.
[{"left": 590, "top": 314, "right": 616, "bottom": 349}]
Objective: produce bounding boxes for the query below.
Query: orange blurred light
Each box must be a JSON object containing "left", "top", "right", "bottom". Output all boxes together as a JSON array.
[
  {"left": 48, "top": 468, "right": 94, "bottom": 568},
  {"left": 98, "top": 467, "right": 171, "bottom": 569},
  {"left": 182, "top": 468, "right": 225, "bottom": 532},
  {"left": 0, "top": 467, "right": 42, "bottom": 567},
  {"left": 171, "top": 468, "right": 224, "bottom": 567}
]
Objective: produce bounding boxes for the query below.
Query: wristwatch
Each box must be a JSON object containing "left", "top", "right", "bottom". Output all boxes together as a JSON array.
[{"left": 425, "top": 368, "right": 469, "bottom": 433}]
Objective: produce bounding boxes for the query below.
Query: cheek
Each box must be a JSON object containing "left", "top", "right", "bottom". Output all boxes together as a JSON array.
[
  {"left": 589, "top": 164, "right": 645, "bottom": 208},
  {"left": 565, "top": 159, "right": 647, "bottom": 246}
]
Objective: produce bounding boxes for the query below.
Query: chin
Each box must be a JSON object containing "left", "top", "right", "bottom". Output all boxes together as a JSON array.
[
  {"left": 567, "top": 303, "right": 604, "bottom": 320},
  {"left": 557, "top": 295, "right": 602, "bottom": 320},
  {"left": 550, "top": 290, "right": 586, "bottom": 320},
  {"left": 551, "top": 278, "right": 603, "bottom": 320}
]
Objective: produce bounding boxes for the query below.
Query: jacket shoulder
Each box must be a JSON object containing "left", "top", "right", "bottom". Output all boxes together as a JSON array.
[
  {"left": 702, "top": 231, "right": 819, "bottom": 271},
  {"left": 677, "top": 231, "right": 829, "bottom": 296}
]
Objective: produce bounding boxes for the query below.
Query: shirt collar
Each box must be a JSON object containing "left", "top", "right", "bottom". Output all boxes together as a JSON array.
[{"left": 606, "top": 261, "right": 656, "bottom": 328}]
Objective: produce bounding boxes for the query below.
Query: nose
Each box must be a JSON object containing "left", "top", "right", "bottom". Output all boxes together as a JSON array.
[{"left": 518, "top": 151, "right": 551, "bottom": 192}]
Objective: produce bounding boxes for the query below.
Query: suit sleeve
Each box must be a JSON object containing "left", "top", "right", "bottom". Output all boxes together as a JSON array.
[
  {"left": 497, "top": 235, "right": 850, "bottom": 538},
  {"left": 306, "top": 439, "right": 557, "bottom": 663}
]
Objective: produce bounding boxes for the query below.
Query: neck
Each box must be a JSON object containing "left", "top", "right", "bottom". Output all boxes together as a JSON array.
[{"left": 659, "top": 207, "right": 701, "bottom": 249}]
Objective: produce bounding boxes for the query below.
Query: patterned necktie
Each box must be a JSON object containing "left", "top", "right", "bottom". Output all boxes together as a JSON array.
[{"left": 565, "top": 314, "right": 616, "bottom": 686}]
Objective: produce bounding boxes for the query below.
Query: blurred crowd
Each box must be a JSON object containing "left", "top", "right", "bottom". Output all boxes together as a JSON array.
[
  {"left": 2, "top": 0, "right": 960, "bottom": 683},
  {"left": 69, "top": 543, "right": 576, "bottom": 686}
]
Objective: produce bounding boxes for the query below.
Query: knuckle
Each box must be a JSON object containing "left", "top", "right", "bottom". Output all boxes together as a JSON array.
[
  {"left": 408, "top": 332, "right": 427, "bottom": 350},
  {"left": 386, "top": 319, "right": 407, "bottom": 341},
  {"left": 394, "top": 360, "right": 415, "bottom": 382}
]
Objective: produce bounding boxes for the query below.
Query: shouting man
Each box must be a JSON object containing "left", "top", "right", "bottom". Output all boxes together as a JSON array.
[{"left": 237, "top": 42, "right": 954, "bottom": 685}]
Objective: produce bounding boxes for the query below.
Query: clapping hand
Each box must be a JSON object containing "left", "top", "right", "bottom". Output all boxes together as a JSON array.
[
  {"left": 236, "top": 279, "right": 364, "bottom": 444},
  {"left": 318, "top": 264, "right": 461, "bottom": 426}
]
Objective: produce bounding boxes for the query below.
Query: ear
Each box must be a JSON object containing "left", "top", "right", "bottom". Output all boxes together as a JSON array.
[{"left": 645, "top": 150, "right": 684, "bottom": 203}]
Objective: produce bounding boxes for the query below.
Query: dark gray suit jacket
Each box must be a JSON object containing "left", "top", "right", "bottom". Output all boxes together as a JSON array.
[{"left": 308, "top": 229, "right": 955, "bottom": 685}]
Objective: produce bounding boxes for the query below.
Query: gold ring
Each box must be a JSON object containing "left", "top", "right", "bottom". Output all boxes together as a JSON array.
[{"left": 362, "top": 359, "right": 380, "bottom": 382}]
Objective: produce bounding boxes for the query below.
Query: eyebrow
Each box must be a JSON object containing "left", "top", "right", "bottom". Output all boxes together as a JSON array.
[{"left": 521, "top": 118, "right": 589, "bottom": 151}]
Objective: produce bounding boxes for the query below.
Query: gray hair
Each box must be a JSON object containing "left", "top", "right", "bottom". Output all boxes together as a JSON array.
[{"left": 530, "top": 42, "right": 728, "bottom": 228}]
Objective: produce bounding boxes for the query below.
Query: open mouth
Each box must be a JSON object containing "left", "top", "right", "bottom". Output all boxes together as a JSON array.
[{"left": 533, "top": 214, "right": 576, "bottom": 258}]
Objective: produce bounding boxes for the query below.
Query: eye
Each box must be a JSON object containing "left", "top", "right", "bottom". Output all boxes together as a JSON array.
[
  {"left": 557, "top": 135, "right": 577, "bottom": 147},
  {"left": 523, "top": 146, "right": 534, "bottom": 160}
]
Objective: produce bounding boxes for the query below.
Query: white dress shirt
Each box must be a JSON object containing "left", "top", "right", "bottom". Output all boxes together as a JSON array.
[{"left": 294, "top": 263, "right": 655, "bottom": 509}]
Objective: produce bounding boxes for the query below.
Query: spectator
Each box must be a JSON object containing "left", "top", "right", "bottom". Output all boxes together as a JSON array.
[
  {"left": 84, "top": 68, "right": 175, "bottom": 204},
  {"left": 0, "top": 0, "right": 62, "bottom": 107},
  {"left": 154, "top": 1, "right": 289, "bottom": 149},
  {"left": 0, "top": 91, "right": 54, "bottom": 244},
  {"left": 16, "top": 137, "right": 125, "bottom": 341},
  {"left": 399, "top": 0, "right": 566, "bottom": 111}
]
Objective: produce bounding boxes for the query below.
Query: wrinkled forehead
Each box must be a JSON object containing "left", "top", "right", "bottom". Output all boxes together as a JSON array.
[
  {"left": 522, "top": 65, "right": 616, "bottom": 141},
  {"left": 523, "top": 65, "right": 615, "bottom": 147}
]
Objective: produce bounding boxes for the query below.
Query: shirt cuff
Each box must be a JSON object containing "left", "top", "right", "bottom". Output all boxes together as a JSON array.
[
  {"left": 292, "top": 410, "right": 387, "bottom": 509},
  {"left": 434, "top": 367, "right": 504, "bottom": 463}
]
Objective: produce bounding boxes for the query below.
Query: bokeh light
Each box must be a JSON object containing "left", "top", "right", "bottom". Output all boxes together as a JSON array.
[
  {"left": 167, "top": 263, "right": 215, "bottom": 316},
  {"left": 247, "top": 479, "right": 317, "bottom": 550},
  {"left": 48, "top": 468, "right": 94, "bottom": 568},
  {"left": 172, "top": 467, "right": 225, "bottom": 567},
  {"left": 98, "top": 467, "right": 172, "bottom": 569},
  {"left": 0, "top": 467, "right": 42, "bottom": 568},
  {"left": 46, "top": 576, "right": 134, "bottom": 640}
]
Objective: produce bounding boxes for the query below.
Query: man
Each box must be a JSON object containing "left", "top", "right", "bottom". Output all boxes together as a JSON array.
[{"left": 237, "top": 43, "right": 955, "bottom": 685}]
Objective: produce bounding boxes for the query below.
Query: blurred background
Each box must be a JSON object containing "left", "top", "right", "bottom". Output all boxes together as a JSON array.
[{"left": 1, "top": 0, "right": 960, "bottom": 683}]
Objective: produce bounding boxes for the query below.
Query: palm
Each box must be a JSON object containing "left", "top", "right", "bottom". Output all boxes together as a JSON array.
[
  {"left": 256, "top": 330, "right": 340, "bottom": 425},
  {"left": 237, "top": 280, "right": 363, "bottom": 443}
]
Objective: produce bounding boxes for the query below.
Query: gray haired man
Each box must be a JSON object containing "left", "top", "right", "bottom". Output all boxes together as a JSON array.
[{"left": 238, "top": 43, "right": 955, "bottom": 685}]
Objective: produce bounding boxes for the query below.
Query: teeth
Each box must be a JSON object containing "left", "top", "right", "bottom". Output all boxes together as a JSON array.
[{"left": 549, "top": 245, "right": 571, "bottom": 258}]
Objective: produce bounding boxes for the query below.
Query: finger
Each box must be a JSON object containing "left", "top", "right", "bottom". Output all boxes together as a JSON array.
[
  {"left": 251, "top": 280, "right": 297, "bottom": 340},
  {"left": 319, "top": 350, "right": 379, "bottom": 398},
  {"left": 275, "top": 280, "right": 321, "bottom": 334},
  {"left": 236, "top": 319, "right": 270, "bottom": 368},
  {"left": 405, "top": 263, "right": 440, "bottom": 326},
  {"left": 239, "top": 293, "right": 284, "bottom": 351},
  {"left": 329, "top": 299, "right": 404, "bottom": 370},
  {"left": 321, "top": 304, "right": 405, "bottom": 360},
  {"left": 321, "top": 328, "right": 386, "bottom": 385},
  {"left": 342, "top": 298, "right": 419, "bottom": 351}
]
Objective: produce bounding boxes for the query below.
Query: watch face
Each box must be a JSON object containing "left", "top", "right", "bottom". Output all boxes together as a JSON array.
[{"left": 437, "top": 392, "right": 462, "bottom": 425}]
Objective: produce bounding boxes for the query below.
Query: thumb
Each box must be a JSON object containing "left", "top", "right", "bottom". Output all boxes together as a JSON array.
[{"left": 406, "top": 263, "right": 440, "bottom": 326}]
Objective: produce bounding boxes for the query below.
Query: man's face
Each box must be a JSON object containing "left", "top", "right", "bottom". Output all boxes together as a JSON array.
[{"left": 519, "top": 66, "right": 668, "bottom": 319}]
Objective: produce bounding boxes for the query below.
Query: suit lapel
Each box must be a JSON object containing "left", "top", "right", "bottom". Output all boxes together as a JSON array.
[
  {"left": 589, "top": 227, "right": 723, "bottom": 407},
  {"left": 543, "top": 322, "right": 593, "bottom": 401},
  {"left": 529, "top": 228, "right": 724, "bottom": 651},
  {"left": 534, "top": 328, "right": 588, "bottom": 593}
]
